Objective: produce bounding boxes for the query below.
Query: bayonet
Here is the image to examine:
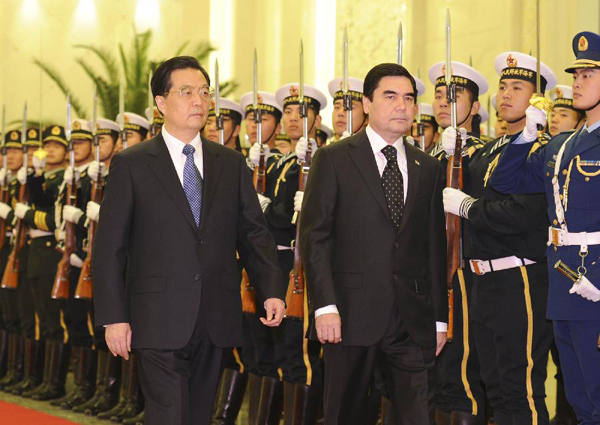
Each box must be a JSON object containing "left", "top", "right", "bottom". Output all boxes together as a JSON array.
[
  {"left": 253, "top": 49, "right": 262, "bottom": 152},
  {"left": 147, "top": 70, "right": 153, "bottom": 123},
  {"left": 343, "top": 28, "right": 353, "bottom": 135},
  {"left": 1, "top": 106, "right": 6, "bottom": 176},
  {"left": 397, "top": 21, "right": 403, "bottom": 65},
  {"left": 416, "top": 68, "right": 425, "bottom": 150},
  {"left": 119, "top": 79, "right": 127, "bottom": 150},
  {"left": 21, "top": 103, "right": 28, "bottom": 165},
  {"left": 215, "top": 59, "right": 224, "bottom": 145},
  {"left": 66, "top": 95, "right": 74, "bottom": 170},
  {"left": 299, "top": 40, "right": 308, "bottom": 141},
  {"left": 92, "top": 91, "right": 100, "bottom": 168},
  {"left": 446, "top": 9, "right": 457, "bottom": 130}
]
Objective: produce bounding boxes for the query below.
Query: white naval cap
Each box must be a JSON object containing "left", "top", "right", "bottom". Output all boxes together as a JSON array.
[
  {"left": 551, "top": 84, "right": 579, "bottom": 110},
  {"left": 71, "top": 118, "right": 93, "bottom": 140},
  {"left": 327, "top": 77, "right": 364, "bottom": 101},
  {"left": 317, "top": 124, "right": 333, "bottom": 139},
  {"left": 417, "top": 103, "right": 436, "bottom": 124},
  {"left": 428, "top": 61, "right": 489, "bottom": 98},
  {"left": 208, "top": 98, "right": 244, "bottom": 118},
  {"left": 275, "top": 83, "right": 328, "bottom": 111},
  {"left": 414, "top": 76, "right": 426, "bottom": 98},
  {"left": 494, "top": 52, "right": 557, "bottom": 92},
  {"left": 116, "top": 112, "right": 150, "bottom": 131},
  {"left": 89, "top": 118, "right": 121, "bottom": 134},
  {"left": 239, "top": 91, "right": 283, "bottom": 117},
  {"left": 144, "top": 107, "right": 164, "bottom": 124}
]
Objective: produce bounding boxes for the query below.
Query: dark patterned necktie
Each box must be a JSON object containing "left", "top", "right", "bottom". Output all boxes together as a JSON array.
[
  {"left": 182, "top": 144, "right": 203, "bottom": 227},
  {"left": 381, "top": 145, "right": 404, "bottom": 228}
]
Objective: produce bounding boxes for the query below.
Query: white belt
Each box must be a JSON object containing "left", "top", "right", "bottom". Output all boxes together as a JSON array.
[
  {"left": 29, "top": 229, "right": 53, "bottom": 239},
  {"left": 470, "top": 256, "right": 536, "bottom": 276},
  {"left": 548, "top": 227, "right": 600, "bottom": 253},
  {"left": 277, "top": 245, "right": 292, "bottom": 251}
]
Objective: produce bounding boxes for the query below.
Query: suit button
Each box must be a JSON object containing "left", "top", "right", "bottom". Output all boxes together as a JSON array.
[
  {"left": 197, "top": 239, "right": 202, "bottom": 245},
  {"left": 194, "top": 274, "right": 200, "bottom": 281},
  {"left": 393, "top": 274, "right": 399, "bottom": 280},
  {"left": 394, "top": 242, "right": 400, "bottom": 248}
]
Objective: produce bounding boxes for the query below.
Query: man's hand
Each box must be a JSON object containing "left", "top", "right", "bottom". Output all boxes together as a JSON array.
[
  {"left": 63, "top": 205, "right": 84, "bottom": 224},
  {"left": 16, "top": 167, "right": 28, "bottom": 185},
  {"left": 294, "top": 191, "right": 304, "bottom": 212},
  {"left": 295, "top": 137, "right": 318, "bottom": 161},
  {"left": 260, "top": 298, "right": 285, "bottom": 327},
  {"left": 569, "top": 276, "right": 600, "bottom": 302},
  {"left": 441, "top": 127, "right": 467, "bottom": 155},
  {"left": 315, "top": 313, "right": 342, "bottom": 344},
  {"left": 14, "top": 202, "right": 31, "bottom": 219},
  {"left": 443, "top": 188, "right": 476, "bottom": 219},
  {"left": 86, "top": 201, "right": 100, "bottom": 222},
  {"left": 436, "top": 331, "right": 447, "bottom": 356},
  {"left": 105, "top": 322, "right": 132, "bottom": 360},
  {"left": 249, "top": 142, "right": 269, "bottom": 168},
  {"left": 522, "top": 105, "right": 547, "bottom": 142}
]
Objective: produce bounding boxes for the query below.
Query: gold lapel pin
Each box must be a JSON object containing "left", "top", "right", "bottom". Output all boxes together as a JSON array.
[{"left": 415, "top": 159, "right": 420, "bottom": 165}]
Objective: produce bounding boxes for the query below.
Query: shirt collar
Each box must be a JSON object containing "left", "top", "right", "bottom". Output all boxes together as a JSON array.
[
  {"left": 583, "top": 118, "right": 600, "bottom": 134},
  {"left": 161, "top": 126, "right": 201, "bottom": 155},
  {"left": 366, "top": 125, "right": 406, "bottom": 157}
]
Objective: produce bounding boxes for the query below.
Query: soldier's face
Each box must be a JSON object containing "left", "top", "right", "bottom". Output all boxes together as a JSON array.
[
  {"left": 572, "top": 69, "right": 600, "bottom": 111},
  {"left": 549, "top": 107, "right": 581, "bottom": 137},
  {"left": 363, "top": 76, "right": 416, "bottom": 141},
  {"left": 72, "top": 139, "right": 93, "bottom": 164},
  {"left": 156, "top": 68, "right": 210, "bottom": 136},
  {"left": 203, "top": 116, "right": 240, "bottom": 145},
  {"left": 6, "top": 148, "right": 23, "bottom": 171},
  {"left": 245, "top": 112, "right": 280, "bottom": 144},
  {"left": 495, "top": 116, "right": 508, "bottom": 137},
  {"left": 433, "top": 85, "right": 480, "bottom": 130},
  {"left": 411, "top": 121, "right": 437, "bottom": 150},
  {"left": 497, "top": 79, "right": 535, "bottom": 122},
  {"left": 26, "top": 146, "right": 38, "bottom": 167},
  {"left": 125, "top": 130, "right": 144, "bottom": 147},
  {"left": 43, "top": 141, "right": 67, "bottom": 165},
  {"left": 98, "top": 135, "right": 116, "bottom": 162},
  {"left": 282, "top": 105, "right": 318, "bottom": 141},
  {"left": 332, "top": 99, "right": 366, "bottom": 136}
]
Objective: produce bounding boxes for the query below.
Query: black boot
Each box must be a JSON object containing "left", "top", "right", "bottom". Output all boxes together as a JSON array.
[
  {"left": 256, "top": 376, "right": 284, "bottom": 425},
  {"left": 76, "top": 351, "right": 121, "bottom": 416},
  {"left": 291, "top": 382, "right": 322, "bottom": 425},
  {"left": 0, "top": 334, "right": 24, "bottom": 390},
  {"left": 211, "top": 367, "right": 248, "bottom": 425},
  {"left": 283, "top": 381, "right": 295, "bottom": 425},
  {"left": 551, "top": 380, "right": 577, "bottom": 425},
  {"left": 451, "top": 410, "right": 484, "bottom": 425},
  {"left": 30, "top": 341, "right": 70, "bottom": 400},
  {"left": 247, "top": 373, "right": 262, "bottom": 425},
  {"left": 122, "top": 410, "right": 144, "bottom": 425},
  {"left": 0, "top": 330, "right": 8, "bottom": 379},
  {"left": 72, "top": 348, "right": 109, "bottom": 413},
  {"left": 109, "top": 353, "right": 144, "bottom": 422},
  {"left": 436, "top": 409, "right": 451, "bottom": 425},
  {"left": 97, "top": 356, "right": 131, "bottom": 419},
  {"left": 364, "top": 390, "right": 381, "bottom": 425},
  {"left": 9, "top": 338, "right": 44, "bottom": 395},
  {"left": 55, "top": 346, "right": 97, "bottom": 409}
]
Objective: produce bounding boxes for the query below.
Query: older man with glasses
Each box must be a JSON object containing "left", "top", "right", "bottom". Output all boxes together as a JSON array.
[{"left": 92, "top": 56, "right": 285, "bottom": 425}]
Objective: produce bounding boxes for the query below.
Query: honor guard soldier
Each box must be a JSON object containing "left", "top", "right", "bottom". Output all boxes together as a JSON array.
[
  {"left": 549, "top": 85, "right": 585, "bottom": 137},
  {"left": 145, "top": 106, "right": 165, "bottom": 139},
  {"left": 327, "top": 76, "right": 368, "bottom": 143},
  {"left": 0, "top": 129, "right": 36, "bottom": 393},
  {"left": 315, "top": 125, "right": 332, "bottom": 147},
  {"left": 203, "top": 99, "right": 245, "bottom": 153},
  {"left": 427, "top": 60, "right": 488, "bottom": 424},
  {"left": 442, "top": 51, "right": 557, "bottom": 424},
  {"left": 114, "top": 112, "right": 149, "bottom": 152},
  {"left": 491, "top": 31, "right": 600, "bottom": 425},
  {"left": 10, "top": 126, "right": 68, "bottom": 399},
  {"left": 411, "top": 103, "right": 439, "bottom": 153}
]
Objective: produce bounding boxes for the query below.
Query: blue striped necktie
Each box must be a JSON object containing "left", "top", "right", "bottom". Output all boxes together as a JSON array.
[{"left": 182, "top": 144, "right": 203, "bottom": 227}]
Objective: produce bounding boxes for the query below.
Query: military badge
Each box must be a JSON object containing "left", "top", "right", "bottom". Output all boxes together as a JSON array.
[
  {"left": 506, "top": 54, "right": 517, "bottom": 67},
  {"left": 578, "top": 35, "right": 589, "bottom": 52},
  {"left": 52, "top": 126, "right": 60, "bottom": 135}
]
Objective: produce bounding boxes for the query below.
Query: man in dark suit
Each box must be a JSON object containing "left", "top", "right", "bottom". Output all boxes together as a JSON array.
[
  {"left": 92, "top": 56, "right": 285, "bottom": 425},
  {"left": 299, "top": 63, "right": 447, "bottom": 424}
]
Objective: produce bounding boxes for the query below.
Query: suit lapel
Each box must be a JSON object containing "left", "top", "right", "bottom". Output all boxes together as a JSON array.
[
  {"left": 396, "top": 142, "right": 421, "bottom": 235},
  {"left": 148, "top": 135, "right": 197, "bottom": 232},
  {"left": 198, "top": 137, "right": 222, "bottom": 233},
  {"left": 348, "top": 130, "right": 391, "bottom": 221}
]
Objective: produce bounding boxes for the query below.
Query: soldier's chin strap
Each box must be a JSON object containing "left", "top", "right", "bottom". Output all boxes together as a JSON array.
[
  {"left": 506, "top": 114, "right": 526, "bottom": 125},
  {"left": 456, "top": 100, "right": 476, "bottom": 128},
  {"left": 583, "top": 96, "right": 600, "bottom": 112}
]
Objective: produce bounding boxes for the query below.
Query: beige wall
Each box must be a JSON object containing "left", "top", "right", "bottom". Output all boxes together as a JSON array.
[{"left": 1, "top": 0, "right": 599, "bottom": 130}]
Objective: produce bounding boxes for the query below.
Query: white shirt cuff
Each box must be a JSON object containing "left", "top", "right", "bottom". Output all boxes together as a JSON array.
[
  {"left": 436, "top": 321, "right": 448, "bottom": 332},
  {"left": 315, "top": 304, "right": 339, "bottom": 317}
]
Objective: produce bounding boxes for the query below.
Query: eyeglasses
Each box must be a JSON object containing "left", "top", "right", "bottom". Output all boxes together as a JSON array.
[{"left": 165, "top": 85, "right": 214, "bottom": 100}]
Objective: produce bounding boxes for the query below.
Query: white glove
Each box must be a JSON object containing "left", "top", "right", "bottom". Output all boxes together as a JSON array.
[
  {"left": 294, "top": 191, "right": 304, "bottom": 212},
  {"left": 0, "top": 202, "right": 12, "bottom": 219},
  {"left": 569, "top": 276, "right": 600, "bottom": 302},
  {"left": 62, "top": 205, "right": 84, "bottom": 224},
  {"left": 340, "top": 131, "right": 351, "bottom": 140},
  {"left": 86, "top": 201, "right": 100, "bottom": 222},
  {"left": 0, "top": 168, "right": 7, "bottom": 184},
  {"left": 16, "top": 167, "right": 28, "bottom": 185},
  {"left": 522, "top": 105, "right": 547, "bottom": 142},
  {"left": 69, "top": 253, "right": 83, "bottom": 268},
  {"left": 63, "top": 167, "right": 74, "bottom": 185},
  {"left": 257, "top": 193, "right": 271, "bottom": 212},
  {"left": 14, "top": 203, "right": 30, "bottom": 219},
  {"left": 443, "top": 187, "right": 476, "bottom": 218},
  {"left": 441, "top": 127, "right": 468, "bottom": 155},
  {"left": 87, "top": 161, "right": 107, "bottom": 182},
  {"left": 295, "top": 137, "right": 318, "bottom": 161},
  {"left": 249, "top": 143, "right": 270, "bottom": 167},
  {"left": 33, "top": 153, "right": 46, "bottom": 174}
]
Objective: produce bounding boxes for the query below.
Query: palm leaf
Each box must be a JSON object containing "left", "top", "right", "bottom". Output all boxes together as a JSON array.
[
  {"left": 174, "top": 41, "right": 190, "bottom": 57},
  {"left": 32, "top": 59, "right": 88, "bottom": 118},
  {"left": 75, "top": 58, "right": 119, "bottom": 119},
  {"left": 73, "top": 44, "right": 120, "bottom": 84}
]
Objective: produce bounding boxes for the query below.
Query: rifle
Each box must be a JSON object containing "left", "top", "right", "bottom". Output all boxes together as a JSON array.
[
  {"left": 119, "top": 80, "right": 128, "bottom": 150},
  {"left": 444, "top": 10, "right": 461, "bottom": 341},
  {"left": 342, "top": 28, "right": 353, "bottom": 136},
  {"left": 285, "top": 40, "right": 310, "bottom": 320},
  {"left": 51, "top": 97, "right": 75, "bottom": 300},
  {"left": 0, "top": 106, "right": 8, "bottom": 252},
  {"left": 1, "top": 103, "right": 30, "bottom": 289},
  {"left": 75, "top": 94, "right": 100, "bottom": 300}
]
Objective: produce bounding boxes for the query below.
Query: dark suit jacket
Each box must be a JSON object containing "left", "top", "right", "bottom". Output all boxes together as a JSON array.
[
  {"left": 92, "top": 134, "right": 284, "bottom": 350},
  {"left": 299, "top": 129, "right": 447, "bottom": 348}
]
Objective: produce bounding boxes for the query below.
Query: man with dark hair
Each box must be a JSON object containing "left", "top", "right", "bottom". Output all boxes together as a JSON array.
[
  {"left": 202, "top": 99, "right": 244, "bottom": 153},
  {"left": 299, "top": 62, "right": 447, "bottom": 424},
  {"left": 93, "top": 55, "right": 285, "bottom": 425}
]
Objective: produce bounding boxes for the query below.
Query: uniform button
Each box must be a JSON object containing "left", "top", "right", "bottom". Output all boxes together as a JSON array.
[
  {"left": 559, "top": 194, "right": 563, "bottom": 200},
  {"left": 562, "top": 169, "right": 567, "bottom": 176},
  {"left": 197, "top": 239, "right": 202, "bottom": 245},
  {"left": 553, "top": 219, "right": 558, "bottom": 226},
  {"left": 46, "top": 241, "right": 51, "bottom": 247},
  {"left": 545, "top": 172, "right": 550, "bottom": 177},
  {"left": 393, "top": 274, "right": 399, "bottom": 280},
  {"left": 394, "top": 242, "right": 400, "bottom": 248},
  {"left": 585, "top": 177, "right": 590, "bottom": 182},
  {"left": 194, "top": 274, "right": 201, "bottom": 281}
]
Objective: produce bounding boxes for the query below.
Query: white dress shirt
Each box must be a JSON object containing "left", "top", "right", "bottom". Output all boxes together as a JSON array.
[
  {"left": 314, "top": 125, "right": 447, "bottom": 332},
  {"left": 162, "top": 126, "right": 204, "bottom": 183}
]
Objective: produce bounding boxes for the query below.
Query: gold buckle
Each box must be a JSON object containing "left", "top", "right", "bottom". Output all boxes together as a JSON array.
[
  {"left": 551, "top": 228, "right": 561, "bottom": 247},
  {"left": 471, "top": 260, "right": 483, "bottom": 275}
]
